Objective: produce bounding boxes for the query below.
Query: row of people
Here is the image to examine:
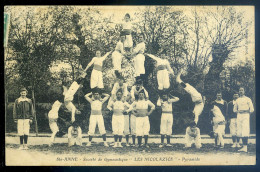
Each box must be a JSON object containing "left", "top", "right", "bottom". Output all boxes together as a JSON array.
[
  {"left": 13, "top": 73, "right": 254, "bottom": 153},
  {"left": 13, "top": 71, "right": 204, "bottom": 149}
]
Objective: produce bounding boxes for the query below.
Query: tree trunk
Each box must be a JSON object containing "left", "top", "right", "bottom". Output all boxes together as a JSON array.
[
  {"left": 32, "top": 88, "right": 39, "bottom": 136},
  {"left": 204, "top": 44, "right": 230, "bottom": 102}
]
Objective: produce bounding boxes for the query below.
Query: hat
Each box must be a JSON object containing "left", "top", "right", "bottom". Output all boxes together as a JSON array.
[{"left": 20, "top": 88, "right": 28, "bottom": 92}]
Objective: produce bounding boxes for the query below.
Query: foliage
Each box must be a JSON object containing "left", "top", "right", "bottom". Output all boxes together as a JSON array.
[{"left": 4, "top": 6, "right": 255, "bottom": 134}]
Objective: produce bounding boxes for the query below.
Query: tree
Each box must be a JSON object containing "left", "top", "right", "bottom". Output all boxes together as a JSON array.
[{"left": 203, "top": 6, "right": 252, "bottom": 101}]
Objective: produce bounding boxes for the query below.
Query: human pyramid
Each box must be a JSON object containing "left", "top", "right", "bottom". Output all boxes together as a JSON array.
[
  {"left": 14, "top": 13, "right": 254, "bottom": 152},
  {"left": 47, "top": 13, "right": 204, "bottom": 149}
]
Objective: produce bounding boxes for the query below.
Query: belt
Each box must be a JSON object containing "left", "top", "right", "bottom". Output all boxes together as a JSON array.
[
  {"left": 194, "top": 99, "right": 203, "bottom": 104},
  {"left": 49, "top": 118, "right": 58, "bottom": 123},
  {"left": 113, "top": 109, "right": 124, "bottom": 116},
  {"left": 238, "top": 110, "right": 250, "bottom": 114},
  {"left": 157, "top": 65, "right": 167, "bottom": 71},
  {"left": 122, "top": 29, "right": 131, "bottom": 35},
  {"left": 93, "top": 64, "right": 102, "bottom": 71},
  {"left": 218, "top": 121, "right": 226, "bottom": 125},
  {"left": 91, "top": 110, "right": 102, "bottom": 115},
  {"left": 162, "top": 111, "right": 172, "bottom": 114}
]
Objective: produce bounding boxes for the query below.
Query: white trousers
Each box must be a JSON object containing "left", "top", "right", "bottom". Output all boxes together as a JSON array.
[
  {"left": 136, "top": 116, "right": 150, "bottom": 136},
  {"left": 160, "top": 113, "right": 173, "bottom": 135},
  {"left": 213, "top": 124, "right": 225, "bottom": 135},
  {"left": 88, "top": 115, "right": 106, "bottom": 135},
  {"left": 112, "top": 51, "right": 123, "bottom": 71},
  {"left": 157, "top": 69, "right": 170, "bottom": 90},
  {"left": 193, "top": 102, "right": 204, "bottom": 118},
  {"left": 134, "top": 54, "right": 145, "bottom": 77},
  {"left": 229, "top": 118, "right": 237, "bottom": 136},
  {"left": 17, "top": 119, "right": 30, "bottom": 136},
  {"left": 91, "top": 69, "right": 104, "bottom": 89},
  {"left": 130, "top": 115, "right": 136, "bottom": 135},
  {"left": 112, "top": 115, "right": 124, "bottom": 135},
  {"left": 49, "top": 119, "right": 59, "bottom": 133},
  {"left": 65, "top": 102, "right": 76, "bottom": 117},
  {"left": 124, "top": 35, "right": 133, "bottom": 48},
  {"left": 64, "top": 81, "right": 80, "bottom": 102},
  {"left": 124, "top": 115, "right": 130, "bottom": 135},
  {"left": 237, "top": 113, "right": 250, "bottom": 137}
]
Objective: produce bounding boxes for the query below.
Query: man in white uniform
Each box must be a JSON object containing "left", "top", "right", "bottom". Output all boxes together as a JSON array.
[
  {"left": 108, "top": 75, "right": 128, "bottom": 106},
  {"left": 210, "top": 103, "right": 226, "bottom": 148},
  {"left": 233, "top": 87, "right": 254, "bottom": 152},
  {"left": 84, "top": 50, "right": 112, "bottom": 89},
  {"left": 129, "top": 79, "right": 149, "bottom": 146},
  {"left": 107, "top": 89, "right": 132, "bottom": 148},
  {"left": 13, "top": 88, "right": 34, "bottom": 150},
  {"left": 112, "top": 35, "right": 126, "bottom": 77},
  {"left": 68, "top": 122, "right": 82, "bottom": 147},
  {"left": 121, "top": 13, "right": 133, "bottom": 52},
  {"left": 176, "top": 70, "right": 204, "bottom": 124},
  {"left": 62, "top": 72, "right": 86, "bottom": 123},
  {"left": 157, "top": 92, "right": 179, "bottom": 147},
  {"left": 48, "top": 100, "right": 62, "bottom": 146},
  {"left": 132, "top": 34, "right": 146, "bottom": 77},
  {"left": 85, "top": 90, "right": 110, "bottom": 147},
  {"left": 130, "top": 79, "right": 149, "bottom": 102},
  {"left": 131, "top": 90, "right": 155, "bottom": 148},
  {"left": 145, "top": 53, "right": 174, "bottom": 90},
  {"left": 185, "top": 122, "right": 202, "bottom": 149},
  {"left": 227, "top": 93, "right": 240, "bottom": 148}
]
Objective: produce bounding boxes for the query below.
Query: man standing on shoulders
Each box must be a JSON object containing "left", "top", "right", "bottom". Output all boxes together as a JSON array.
[{"left": 233, "top": 87, "right": 254, "bottom": 152}]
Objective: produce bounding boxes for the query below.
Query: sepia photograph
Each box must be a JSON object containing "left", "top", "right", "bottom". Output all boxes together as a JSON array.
[{"left": 4, "top": 5, "right": 255, "bottom": 166}]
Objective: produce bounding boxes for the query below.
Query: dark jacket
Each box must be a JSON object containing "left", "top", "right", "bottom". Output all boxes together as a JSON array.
[
  {"left": 214, "top": 99, "right": 227, "bottom": 118},
  {"left": 13, "top": 97, "right": 34, "bottom": 120},
  {"left": 227, "top": 101, "right": 237, "bottom": 119}
]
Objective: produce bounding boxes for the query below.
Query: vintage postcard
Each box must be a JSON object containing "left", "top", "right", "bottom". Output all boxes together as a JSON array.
[{"left": 4, "top": 6, "right": 255, "bottom": 166}]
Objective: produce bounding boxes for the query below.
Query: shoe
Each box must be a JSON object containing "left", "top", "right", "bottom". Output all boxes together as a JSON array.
[
  {"left": 236, "top": 143, "right": 242, "bottom": 148},
  {"left": 126, "top": 143, "right": 130, "bottom": 147},
  {"left": 113, "top": 143, "right": 118, "bottom": 148},
  {"left": 238, "top": 146, "right": 247, "bottom": 152},
  {"left": 104, "top": 142, "right": 109, "bottom": 147},
  {"left": 86, "top": 142, "right": 92, "bottom": 147},
  {"left": 166, "top": 144, "right": 172, "bottom": 147},
  {"left": 118, "top": 143, "right": 123, "bottom": 148},
  {"left": 159, "top": 144, "right": 164, "bottom": 148},
  {"left": 220, "top": 145, "right": 224, "bottom": 149},
  {"left": 110, "top": 142, "right": 115, "bottom": 146},
  {"left": 231, "top": 143, "right": 236, "bottom": 148},
  {"left": 23, "top": 145, "right": 29, "bottom": 150},
  {"left": 18, "top": 145, "right": 24, "bottom": 150},
  {"left": 145, "top": 144, "right": 150, "bottom": 148}
]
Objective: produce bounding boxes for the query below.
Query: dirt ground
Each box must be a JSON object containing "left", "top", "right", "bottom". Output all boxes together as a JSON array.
[{"left": 5, "top": 135, "right": 256, "bottom": 166}]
